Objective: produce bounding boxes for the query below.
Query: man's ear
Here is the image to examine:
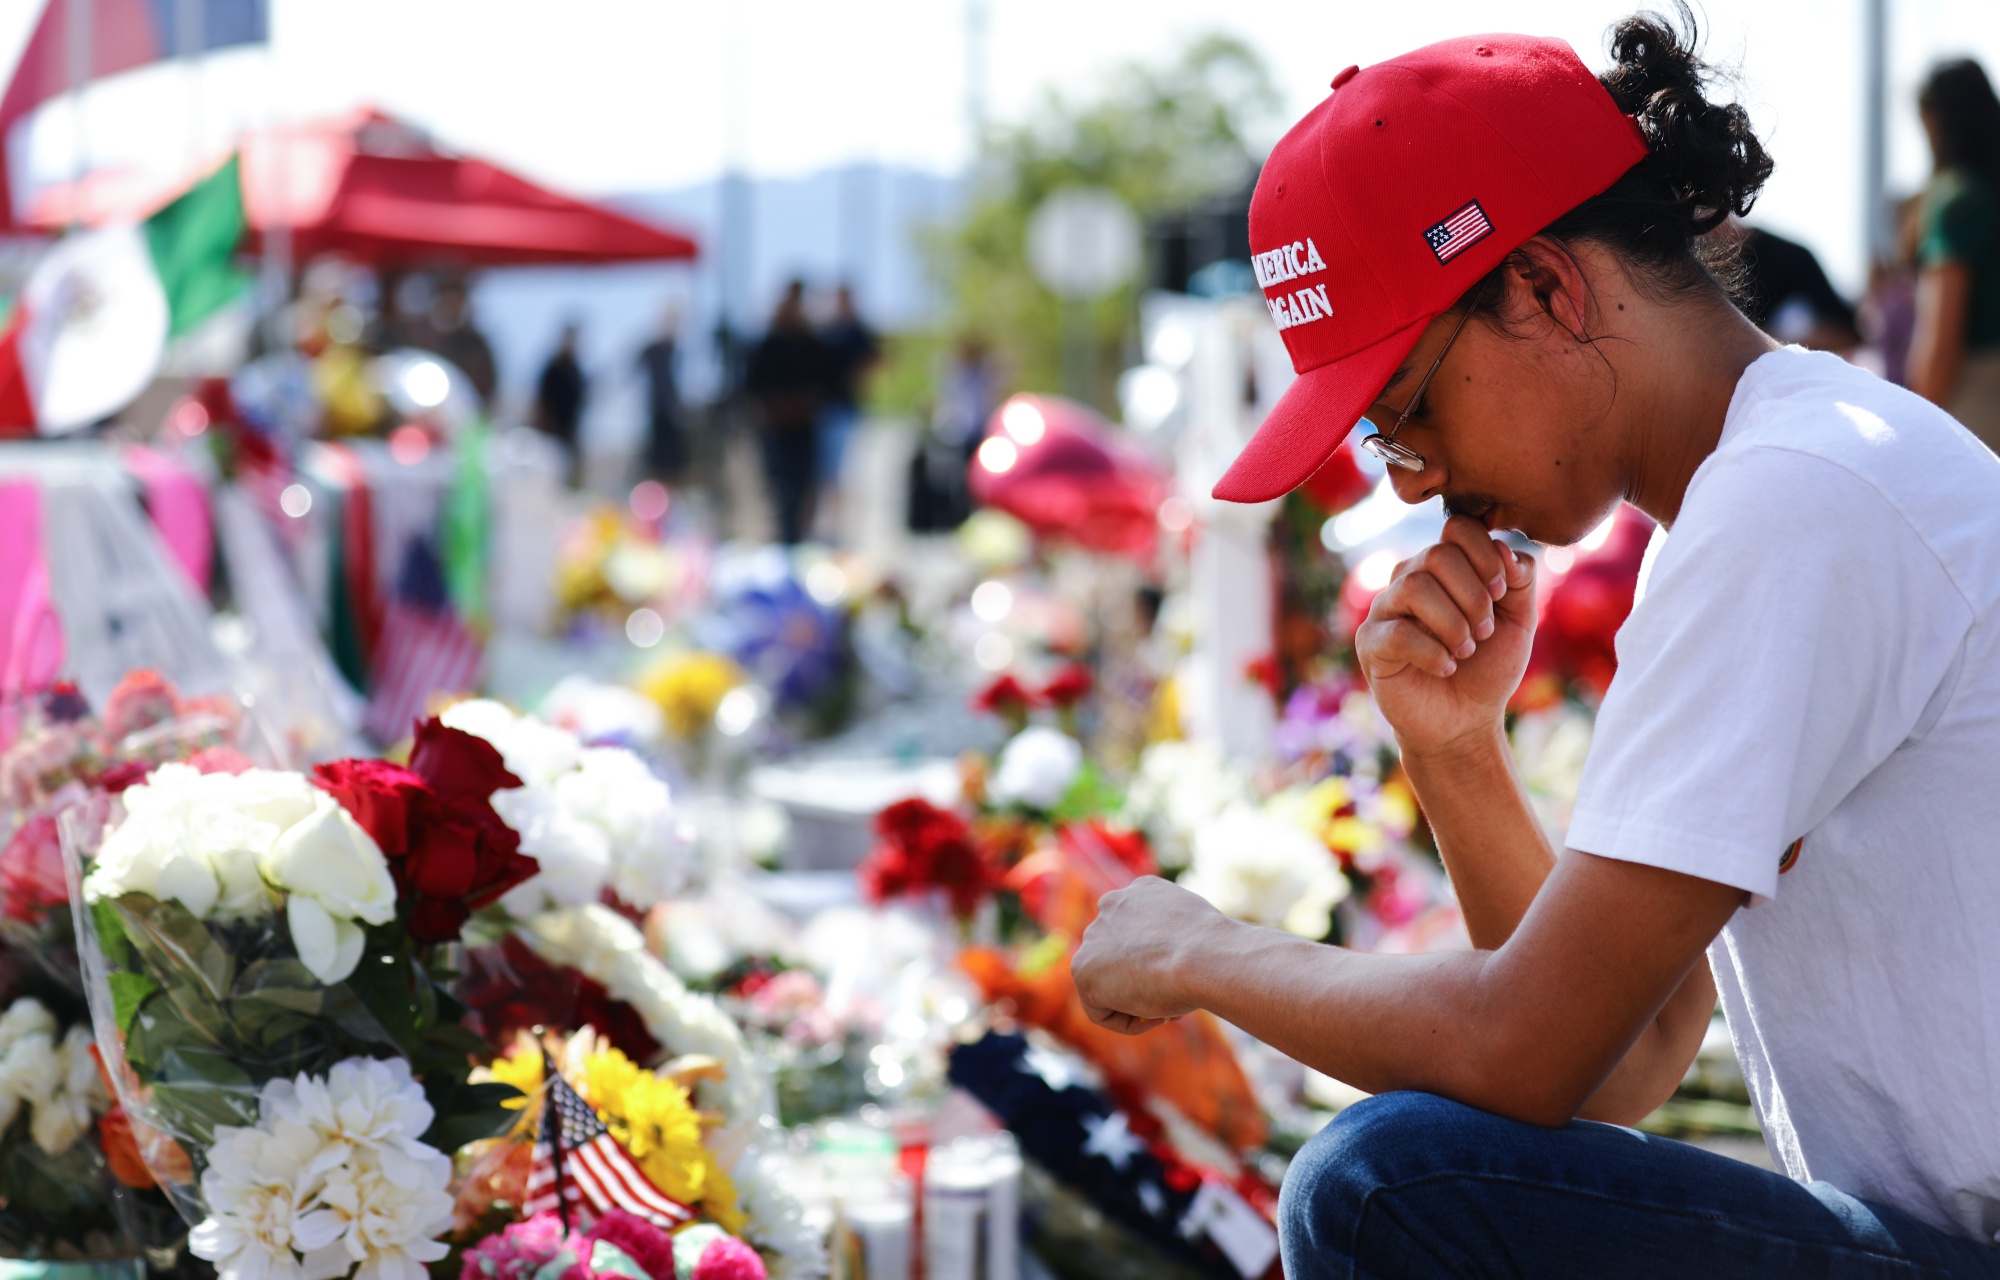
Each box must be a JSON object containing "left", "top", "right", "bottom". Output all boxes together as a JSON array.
[{"left": 1506, "top": 236, "right": 1595, "bottom": 344}]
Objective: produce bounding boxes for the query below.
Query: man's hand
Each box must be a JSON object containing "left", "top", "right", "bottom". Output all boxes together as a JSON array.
[
  {"left": 1072, "top": 877, "right": 1227, "bottom": 1035},
  {"left": 1356, "top": 515, "right": 1537, "bottom": 754}
]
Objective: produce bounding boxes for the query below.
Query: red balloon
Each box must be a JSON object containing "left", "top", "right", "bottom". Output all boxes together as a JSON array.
[
  {"left": 1298, "top": 438, "right": 1375, "bottom": 515},
  {"left": 968, "top": 394, "right": 1168, "bottom": 560},
  {"left": 1512, "top": 506, "right": 1655, "bottom": 710}
]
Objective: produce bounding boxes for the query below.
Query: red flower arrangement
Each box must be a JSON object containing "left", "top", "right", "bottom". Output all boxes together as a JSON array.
[
  {"left": 312, "top": 717, "right": 537, "bottom": 943},
  {"left": 458, "top": 934, "right": 662, "bottom": 1064},
  {"left": 971, "top": 674, "right": 1039, "bottom": 717},
  {"left": 1039, "top": 664, "right": 1094, "bottom": 711},
  {"left": 859, "top": 798, "right": 1003, "bottom": 919}
]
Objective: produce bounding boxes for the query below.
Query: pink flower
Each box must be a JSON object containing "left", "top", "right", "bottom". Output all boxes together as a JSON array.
[
  {"left": 0, "top": 813, "right": 68, "bottom": 925},
  {"left": 460, "top": 1212, "right": 579, "bottom": 1280},
  {"left": 693, "top": 1236, "right": 768, "bottom": 1280}
]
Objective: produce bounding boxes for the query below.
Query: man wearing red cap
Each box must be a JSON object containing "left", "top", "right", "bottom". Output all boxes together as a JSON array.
[{"left": 1073, "top": 14, "right": 2000, "bottom": 1276}]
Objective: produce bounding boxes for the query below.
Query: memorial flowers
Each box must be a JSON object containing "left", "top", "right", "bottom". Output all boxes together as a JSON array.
[
  {"left": 186, "top": 1058, "right": 455, "bottom": 1280},
  {"left": 72, "top": 717, "right": 529, "bottom": 1228},
  {"left": 438, "top": 701, "right": 694, "bottom": 917}
]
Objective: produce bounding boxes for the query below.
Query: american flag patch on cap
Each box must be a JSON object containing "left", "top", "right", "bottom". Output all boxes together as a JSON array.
[{"left": 1423, "top": 200, "right": 1493, "bottom": 264}]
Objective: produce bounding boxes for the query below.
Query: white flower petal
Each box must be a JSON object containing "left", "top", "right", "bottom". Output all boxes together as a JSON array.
[{"left": 286, "top": 897, "right": 342, "bottom": 983}]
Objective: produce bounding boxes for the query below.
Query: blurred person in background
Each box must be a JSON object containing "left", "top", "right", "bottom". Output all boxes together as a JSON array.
[
  {"left": 745, "top": 280, "right": 829, "bottom": 544},
  {"left": 909, "top": 334, "right": 1000, "bottom": 532},
  {"left": 416, "top": 277, "right": 499, "bottom": 409},
  {"left": 1908, "top": 59, "right": 2000, "bottom": 449},
  {"left": 535, "top": 321, "right": 588, "bottom": 475},
  {"left": 816, "top": 283, "right": 881, "bottom": 536},
  {"left": 638, "top": 304, "right": 689, "bottom": 487},
  {"left": 1862, "top": 196, "right": 1925, "bottom": 387},
  {"left": 1734, "top": 224, "right": 1860, "bottom": 353}
]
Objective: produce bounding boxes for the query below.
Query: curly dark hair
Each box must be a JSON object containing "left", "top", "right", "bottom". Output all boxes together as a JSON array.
[{"left": 1462, "top": 3, "right": 1773, "bottom": 316}]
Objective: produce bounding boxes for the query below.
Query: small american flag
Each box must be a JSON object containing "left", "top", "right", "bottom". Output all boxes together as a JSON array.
[
  {"left": 1423, "top": 200, "right": 1494, "bottom": 264},
  {"left": 361, "top": 536, "right": 482, "bottom": 745},
  {"left": 524, "top": 1066, "right": 696, "bottom": 1231}
]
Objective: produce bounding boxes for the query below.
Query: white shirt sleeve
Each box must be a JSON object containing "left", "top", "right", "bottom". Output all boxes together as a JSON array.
[{"left": 1566, "top": 446, "right": 1973, "bottom": 902}]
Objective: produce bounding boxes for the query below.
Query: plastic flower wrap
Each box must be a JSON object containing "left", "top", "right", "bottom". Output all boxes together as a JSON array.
[
  {"left": 440, "top": 701, "right": 694, "bottom": 916},
  {"left": 65, "top": 721, "right": 530, "bottom": 1252}
]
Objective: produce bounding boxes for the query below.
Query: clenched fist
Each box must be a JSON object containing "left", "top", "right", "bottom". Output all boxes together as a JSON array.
[{"left": 1356, "top": 515, "right": 1538, "bottom": 755}]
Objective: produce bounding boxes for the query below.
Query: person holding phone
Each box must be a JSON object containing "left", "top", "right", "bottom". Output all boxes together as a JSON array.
[{"left": 1072, "top": 10, "right": 2000, "bottom": 1276}]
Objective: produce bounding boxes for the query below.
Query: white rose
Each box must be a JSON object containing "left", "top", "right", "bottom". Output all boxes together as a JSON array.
[
  {"left": 30, "top": 1026, "right": 105, "bottom": 1156},
  {"left": 88, "top": 812, "right": 225, "bottom": 918},
  {"left": 493, "top": 790, "right": 612, "bottom": 916},
  {"left": 85, "top": 766, "right": 322, "bottom": 919},
  {"left": 560, "top": 748, "right": 688, "bottom": 907},
  {"left": 259, "top": 795, "right": 397, "bottom": 984},
  {"left": 1181, "top": 803, "right": 1350, "bottom": 936},
  {"left": 988, "top": 727, "right": 1084, "bottom": 811},
  {"left": 0, "top": 998, "right": 56, "bottom": 1056}
]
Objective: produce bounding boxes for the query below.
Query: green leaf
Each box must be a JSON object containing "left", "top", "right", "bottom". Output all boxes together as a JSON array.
[
  {"left": 420, "top": 1079, "right": 524, "bottom": 1153},
  {"left": 109, "top": 972, "right": 158, "bottom": 1035},
  {"left": 231, "top": 958, "right": 326, "bottom": 1016},
  {"left": 1051, "top": 761, "right": 1124, "bottom": 823},
  {"left": 116, "top": 888, "right": 238, "bottom": 1008},
  {"left": 342, "top": 951, "right": 425, "bottom": 1055},
  {"left": 149, "top": 1048, "right": 259, "bottom": 1145},
  {"left": 90, "top": 896, "right": 132, "bottom": 967}
]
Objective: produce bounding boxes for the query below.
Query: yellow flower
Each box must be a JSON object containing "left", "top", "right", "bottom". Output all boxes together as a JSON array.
[
  {"left": 701, "top": 1159, "right": 746, "bottom": 1234},
  {"left": 638, "top": 652, "right": 745, "bottom": 740},
  {"left": 487, "top": 1047, "right": 544, "bottom": 1111},
  {"left": 580, "top": 1047, "right": 719, "bottom": 1210}
]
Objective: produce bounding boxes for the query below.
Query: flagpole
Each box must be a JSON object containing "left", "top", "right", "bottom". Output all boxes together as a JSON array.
[
  {"left": 65, "top": 0, "right": 89, "bottom": 229},
  {"left": 177, "top": 0, "right": 202, "bottom": 174}
]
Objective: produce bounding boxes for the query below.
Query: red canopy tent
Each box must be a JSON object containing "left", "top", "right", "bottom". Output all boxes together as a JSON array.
[{"left": 31, "top": 108, "right": 697, "bottom": 267}]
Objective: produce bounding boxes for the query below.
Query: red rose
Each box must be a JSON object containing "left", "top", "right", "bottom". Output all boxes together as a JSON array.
[
  {"left": 861, "top": 798, "right": 1002, "bottom": 918},
  {"left": 1039, "top": 664, "right": 1094, "bottom": 711},
  {"left": 314, "top": 759, "right": 426, "bottom": 858},
  {"left": 94, "top": 760, "right": 152, "bottom": 794},
  {"left": 971, "top": 675, "right": 1039, "bottom": 717},
  {"left": 313, "top": 719, "right": 536, "bottom": 944}
]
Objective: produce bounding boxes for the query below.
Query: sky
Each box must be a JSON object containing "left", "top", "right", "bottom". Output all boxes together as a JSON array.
[{"left": 1, "top": 0, "right": 1997, "bottom": 294}]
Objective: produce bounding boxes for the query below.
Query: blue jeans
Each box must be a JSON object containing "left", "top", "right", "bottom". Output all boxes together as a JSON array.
[{"left": 1281, "top": 1093, "right": 2000, "bottom": 1279}]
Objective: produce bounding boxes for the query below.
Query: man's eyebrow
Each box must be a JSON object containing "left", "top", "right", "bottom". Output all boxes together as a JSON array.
[{"left": 1377, "top": 358, "right": 1419, "bottom": 401}]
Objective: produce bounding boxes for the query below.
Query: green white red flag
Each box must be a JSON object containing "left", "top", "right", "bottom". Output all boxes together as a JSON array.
[{"left": 0, "top": 155, "right": 248, "bottom": 437}]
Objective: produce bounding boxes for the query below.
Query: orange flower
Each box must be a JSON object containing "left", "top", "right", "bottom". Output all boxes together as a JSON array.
[{"left": 97, "top": 1107, "right": 154, "bottom": 1189}]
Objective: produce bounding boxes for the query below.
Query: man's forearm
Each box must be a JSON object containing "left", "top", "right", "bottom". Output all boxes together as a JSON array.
[
  {"left": 1399, "top": 724, "right": 1555, "bottom": 947},
  {"left": 1177, "top": 917, "right": 1508, "bottom": 1106}
]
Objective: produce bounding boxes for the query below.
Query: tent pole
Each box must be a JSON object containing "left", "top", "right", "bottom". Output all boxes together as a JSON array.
[{"left": 1862, "top": 0, "right": 1889, "bottom": 265}]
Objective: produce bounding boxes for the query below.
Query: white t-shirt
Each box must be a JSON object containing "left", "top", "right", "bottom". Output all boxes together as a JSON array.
[{"left": 1567, "top": 347, "right": 2000, "bottom": 1244}]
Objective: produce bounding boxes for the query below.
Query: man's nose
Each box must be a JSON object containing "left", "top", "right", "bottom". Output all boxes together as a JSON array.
[{"left": 1387, "top": 459, "right": 1442, "bottom": 505}]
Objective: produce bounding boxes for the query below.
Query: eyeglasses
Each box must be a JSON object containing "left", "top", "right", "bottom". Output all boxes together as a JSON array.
[{"left": 1359, "top": 300, "right": 1482, "bottom": 473}]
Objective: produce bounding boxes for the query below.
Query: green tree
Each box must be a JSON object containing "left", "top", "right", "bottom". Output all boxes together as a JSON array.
[{"left": 911, "top": 34, "right": 1280, "bottom": 416}]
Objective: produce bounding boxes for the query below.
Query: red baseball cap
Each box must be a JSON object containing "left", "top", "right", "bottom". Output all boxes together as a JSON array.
[{"left": 1212, "top": 34, "right": 1647, "bottom": 504}]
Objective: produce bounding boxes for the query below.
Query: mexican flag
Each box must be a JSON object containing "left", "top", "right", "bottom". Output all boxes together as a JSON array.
[{"left": 0, "top": 156, "right": 248, "bottom": 437}]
